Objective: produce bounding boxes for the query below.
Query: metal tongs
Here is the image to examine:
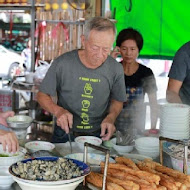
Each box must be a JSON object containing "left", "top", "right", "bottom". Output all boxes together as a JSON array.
[
  {"left": 68, "top": 129, "right": 72, "bottom": 154},
  {"left": 116, "top": 130, "right": 134, "bottom": 146},
  {"left": 83, "top": 142, "right": 110, "bottom": 190}
]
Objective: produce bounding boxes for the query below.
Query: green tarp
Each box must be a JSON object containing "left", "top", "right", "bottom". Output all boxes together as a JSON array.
[{"left": 110, "top": 0, "right": 190, "bottom": 59}]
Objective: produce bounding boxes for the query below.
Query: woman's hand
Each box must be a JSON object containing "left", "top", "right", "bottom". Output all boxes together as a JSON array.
[{"left": 110, "top": 46, "right": 120, "bottom": 59}]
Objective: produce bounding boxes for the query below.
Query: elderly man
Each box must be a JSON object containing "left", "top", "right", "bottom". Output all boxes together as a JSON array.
[{"left": 37, "top": 17, "right": 126, "bottom": 143}]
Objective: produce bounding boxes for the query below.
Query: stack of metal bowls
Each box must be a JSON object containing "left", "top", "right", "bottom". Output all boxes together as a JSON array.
[{"left": 6, "top": 115, "right": 33, "bottom": 142}]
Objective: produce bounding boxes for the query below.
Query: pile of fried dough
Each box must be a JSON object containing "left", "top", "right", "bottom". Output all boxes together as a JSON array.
[{"left": 86, "top": 156, "right": 190, "bottom": 190}]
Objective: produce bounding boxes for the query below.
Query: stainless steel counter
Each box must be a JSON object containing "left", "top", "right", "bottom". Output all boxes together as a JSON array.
[{"left": 5, "top": 141, "right": 160, "bottom": 190}]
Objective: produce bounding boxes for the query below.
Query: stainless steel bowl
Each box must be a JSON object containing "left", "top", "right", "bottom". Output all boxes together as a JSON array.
[{"left": 6, "top": 115, "right": 33, "bottom": 129}]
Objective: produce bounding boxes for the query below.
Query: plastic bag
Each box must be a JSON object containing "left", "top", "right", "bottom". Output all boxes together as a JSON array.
[{"left": 34, "top": 60, "right": 51, "bottom": 85}]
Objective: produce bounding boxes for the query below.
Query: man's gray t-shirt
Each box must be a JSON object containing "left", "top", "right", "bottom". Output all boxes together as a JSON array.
[
  {"left": 39, "top": 50, "right": 126, "bottom": 132},
  {"left": 168, "top": 41, "right": 190, "bottom": 105}
]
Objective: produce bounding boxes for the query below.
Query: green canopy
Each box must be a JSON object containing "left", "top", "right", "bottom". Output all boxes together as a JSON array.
[{"left": 110, "top": 0, "right": 190, "bottom": 59}]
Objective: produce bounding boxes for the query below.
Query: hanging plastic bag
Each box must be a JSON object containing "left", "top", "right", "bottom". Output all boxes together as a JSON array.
[{"left": 33, "top": 60, "right": 51, "bottom": 85}]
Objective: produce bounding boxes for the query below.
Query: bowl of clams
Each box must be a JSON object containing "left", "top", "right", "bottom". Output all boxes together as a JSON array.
[{"left": 9, "top": 156, "right": 90, "bottom": 190}]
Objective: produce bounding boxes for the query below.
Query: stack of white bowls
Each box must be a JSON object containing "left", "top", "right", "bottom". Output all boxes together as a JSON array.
[
  {"left": 135, "top": 137, "right": 159, "bottom": 159},
  {"left": 160, "top": 103, "right": 190, "bottom": 140}
]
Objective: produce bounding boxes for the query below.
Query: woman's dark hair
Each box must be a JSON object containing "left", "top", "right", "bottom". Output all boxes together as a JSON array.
[{"left": 116, "top": 28, "right": 143, "bottom": 52}]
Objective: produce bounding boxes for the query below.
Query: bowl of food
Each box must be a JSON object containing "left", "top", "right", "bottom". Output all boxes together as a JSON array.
[
  {"left": 9, "top": 157, "right": 90, "bottom": 190},
  {"left": 25, "top": 141, "right": 55, "bottom": 153},
  {"left": 0, "top": 166, "right": 14, "bottom": 189},
  {"left": 74, "top": 136, "right": 102, "bottom": 152},
  {"left": 0, "top": 145, "right": 26, "bottom": 166},
  {"left": 111, "top": 138, "right": 134, "bottom": 154},
  {"left": 7, "top": 115, "right": 33, "bottom": 129}
]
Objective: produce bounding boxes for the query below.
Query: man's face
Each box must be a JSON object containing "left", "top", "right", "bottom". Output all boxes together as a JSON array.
[{"left": 81, "top": 29, "right": 115, "bottom": 68}]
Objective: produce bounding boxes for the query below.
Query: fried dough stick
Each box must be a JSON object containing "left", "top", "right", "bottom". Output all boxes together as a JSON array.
[
  {"left": 157, "top": 185, "right": 167, "bottom": 190},
  {"left": 108, "top": 182, "right": 126, "bottom": 190},
  {"left": 86, "top": 172, "right": 125, "bottom": 190},
  {"left": 141, "top": 158, "right": 161, "bottom": 169},
  {"left": 137, "top": 163, "right": 181, "bottom": 190},
  {"left": 141, "top": 159, "right": 190, "bottom": 188},
  {"left": 86, "top": 172, "right": 102, "bottom": 188},
  {"left": 155, "top": 165, "right": 190, "bottom": 182},
  {"left": 105, "top": 168, "right": 158, "bottom": 190},
  {"left": 100, "top": 162, "right": 160, "bottom": 185},
  {"left": 106, "top": 175, "right": 139, "bottom": 190},
  {"left": 142, "top": 159, "right": 190, "bottom": 183},
  {"left": 115, "top": 157, "right": 140, "bottom": 170}
]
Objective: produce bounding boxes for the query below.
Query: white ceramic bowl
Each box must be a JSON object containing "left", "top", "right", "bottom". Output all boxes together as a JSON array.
[
  {"left": 135, "top": 146, "right": 159, "bottom": 152},
  {"left": 25, "top": 141, "right": 55, "bottom": 153},
  {"left": 74, "top": 136, "right": 102, "bottom": 152},
  {"left": 13, "top": 176, "right": 83, "bottom": 190},
  {"left": 0, "top": 145, "right": 26, "bottom": 166},
  {"left": 65, "top": 153, "right": 115, "bottom": 165},
  {"left": 135, "top": 137, "right": 159, "bottom": 148},
  {"left": 0, "top": 166, "right": 14, "bottom": 189},
  {"left": 135, "top": 147, "right": 159, "bottom": 159},
  {"left": 135, "top": 137, "right": 159, "bottom": 159},
  {"left": 111, "top": 138, "right": 134, "bottom": 154},
  {"left": 7, "top": 115, "right": 33, "bottom": 129}
]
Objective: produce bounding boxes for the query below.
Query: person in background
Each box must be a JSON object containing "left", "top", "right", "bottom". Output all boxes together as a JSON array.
[
  {"left": 111, "top": 28, "right": 158, "bottom": 135},
  {"left": 167, "top": 41, "right": 190, "bottom": 105},
  {"left": 21, "top": 38, "right": 31, "bottom": 72},
  {"left": 37, "top": 17, "right": 126, "bottom": 143},
  {"left": 0, "top": 111, "right": 19, "bottom": 152}
]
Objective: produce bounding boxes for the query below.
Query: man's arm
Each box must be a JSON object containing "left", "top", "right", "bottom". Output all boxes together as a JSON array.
[
  {"left": 37, "top": 91, "right": 73, "bottom": 133},
  {"left": 166, "top": 78, "right": 183, "bottom": 103},
  {"left": 0, "top": 111, "right": 15, "bottom": 127},
  {"left": 100, "top": 99, "right": 123, "bottom": 141}
]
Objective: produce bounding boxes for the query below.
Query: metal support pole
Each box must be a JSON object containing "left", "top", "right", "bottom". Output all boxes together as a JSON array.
[{"left": 31, "top": 0, "right": 35, "bottom": 72}]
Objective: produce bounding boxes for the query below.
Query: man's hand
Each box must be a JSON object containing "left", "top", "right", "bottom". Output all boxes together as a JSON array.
[
  {"left": 55, "top": 107, "right": 73, "bottom": 134},
  {"left": 0, "top": 111, "right": 15, "bottom": 127},
  {"left": 0, "top": 130, "right": 19, "bottom": 153},
  {"left": 100, "top": 118, "right": 116, "bottom": 141}
]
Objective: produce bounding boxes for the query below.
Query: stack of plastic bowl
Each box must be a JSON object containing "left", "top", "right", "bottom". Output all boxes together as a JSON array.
[
  {"left": 160, "top": 103, "right": 190, "bottom": 140},
  {"left": 0, "top": 145, "right": 26, "bottom": 188},
  {"left": 0, "top": 166, "right": 15, "bottom": 189},
  {"left": 135, "top": 137, "right": 159, "bottom": 159}
]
